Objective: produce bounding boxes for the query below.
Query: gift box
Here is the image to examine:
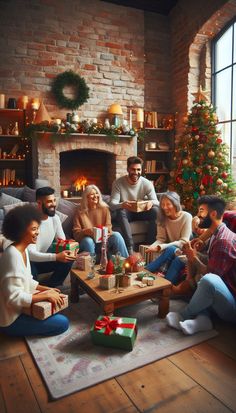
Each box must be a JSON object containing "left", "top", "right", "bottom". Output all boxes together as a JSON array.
[
  {"left": 52, "top": 238, "right": 79, "bottom": 256},
  {"left": 93, "top": 226, "right": 108, "bottom": 243},
  {"left": 23, "top": 295, "right": 68, "bottom": 320},
  {"left": 99, "top": 274, "right": 116, "bottom": 290},
  {"left": 90, "top": 315, "right": 137, "bottom": 351},
  {"left": 76, "top": 252, "right": 91, "bottom": 271},
  {"left": 129, "top": 200, "right": 149, "bottom": 213}
]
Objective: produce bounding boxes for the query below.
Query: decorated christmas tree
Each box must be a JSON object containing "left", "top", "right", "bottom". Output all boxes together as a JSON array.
[{"left": 169, "top": 90, "right": 236, "bottom": 213}]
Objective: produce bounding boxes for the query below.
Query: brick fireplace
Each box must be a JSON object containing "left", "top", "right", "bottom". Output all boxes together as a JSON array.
[{"left": 35, "top": 133, "right": 137, "bottom": 196}]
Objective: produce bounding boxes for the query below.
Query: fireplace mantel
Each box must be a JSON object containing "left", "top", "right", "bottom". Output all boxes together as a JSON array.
[{"left": 35, "top": 132, "right": 137, "bottom": 195}]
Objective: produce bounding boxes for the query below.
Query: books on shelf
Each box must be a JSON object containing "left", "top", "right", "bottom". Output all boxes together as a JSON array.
[
  {"left": 145, "top": 112, "right": 174, "bottom": 129},
  {"left": 2, "top": 169, "right": 16, "bottom": 185},
  {"left": 145, "top": 160, "right": 168, "bottom": 173}
]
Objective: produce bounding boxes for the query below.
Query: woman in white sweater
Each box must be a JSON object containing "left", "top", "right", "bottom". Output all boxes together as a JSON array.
[
  {"left": 0, "top": 204, "right": 69, "bottom": 337},
  {"left": 146, "top": 192, "right": 192, "bottom": 285}
]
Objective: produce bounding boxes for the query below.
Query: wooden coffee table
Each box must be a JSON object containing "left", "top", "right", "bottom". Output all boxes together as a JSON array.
[{"left": 70, "top": 268, "right": 172, "bottom": 318}]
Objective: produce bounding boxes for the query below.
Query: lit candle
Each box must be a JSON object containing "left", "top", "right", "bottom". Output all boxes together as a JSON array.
[
  {"left": 129, "top": 109, "right": 132, "bottom": 129},
  {"left": 62, "top": 190, "right": 68, "bottom": 198},
  {"left": 0, "top": 94, "right": 5, "bottom": 109},
  {"left": 31, "top": 98, "right": 40, "bottom": 110},
  {"left": 21, "top": 95, "right": 28, "bottom": 109},
  {"left": 137, "top": 108, "right": 144, "bottom": 123},
  {"left": 124, "top": 262, "right": 131, "bottom": 274}
]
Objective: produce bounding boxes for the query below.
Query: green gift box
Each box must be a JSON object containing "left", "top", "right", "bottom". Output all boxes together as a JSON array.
[
  {"left": 52, "top": 238, "right": 79, "bottom": 257},
  {"left": 90, "top": 315, "right": 137, "bottom": 351}
]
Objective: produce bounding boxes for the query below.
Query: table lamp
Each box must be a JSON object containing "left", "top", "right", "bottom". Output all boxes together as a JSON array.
[{"left": 108, "top": 103, "right": 123, "bottom": 127}]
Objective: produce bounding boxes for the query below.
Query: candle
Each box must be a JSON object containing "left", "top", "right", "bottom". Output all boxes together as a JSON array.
[
  {"left": 62, "top": 190, "right": 68, "bottom": 198},
  {"left": 124, "top": 262, "right": 131, "bottom": 274},
  {"left": 0, "top": 94, "right": 5, "bottom": 108},
  {"left": 31, "top": 98, "right": 40, "bottom": 110},
  {"left": 21, "top": 95, "right": 28, "bottom": 109},
  {"left": 137, "top": 108, "right": 144, "bottom": 123},
  {"left": 129, "top": 109, "right": 132, "bottom": 129},
  {"left": 54, "top": 118, "right": 62, "bottom": 125}
]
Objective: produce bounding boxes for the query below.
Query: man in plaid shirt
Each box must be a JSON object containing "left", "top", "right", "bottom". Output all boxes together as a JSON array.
[{"left": 166, "top": 195, "right": 236, "bottom": 335}]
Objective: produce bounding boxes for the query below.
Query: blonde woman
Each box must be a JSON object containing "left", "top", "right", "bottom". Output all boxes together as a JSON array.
[{"left": 73, "top": 185, "right": 128, "bottom": 258}]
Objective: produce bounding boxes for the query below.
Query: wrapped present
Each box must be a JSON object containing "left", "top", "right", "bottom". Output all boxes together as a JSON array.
[
  {"left": 142, "top": 276, "right": 155, "bottom": 286},
  {"left": 93, "top": 226, "right": 108, "bottom": 243},
  {"left": 23, "top": 295, "right": 68, "bottom": 320},
  {"left": 76, "top": 252, "right": 91, "bottom": 271},
  {"left": 119, "top": 274, "right": 132, "bottom": 288},
  {"left": 129, "top": 200, "right": 149, "bottom": 213},
  {"left": 99, "top": 274, "right": 116, "bottom": 290},
  {"left": 90, "top": 315, "right": 137, "bottom": 351},
  {"left": 52, "top": 238, "right": 79, "bottom": 257},
  {"left": 136, "top": 272, "right": 155, "bottom": 281}
]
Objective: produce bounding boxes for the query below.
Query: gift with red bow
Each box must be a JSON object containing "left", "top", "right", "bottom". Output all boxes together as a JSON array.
[
  {"left": 90, "top": 315, "right": 137, "bottom": 351},
  {"left": 52, "top": 238, "right": 79, "bottom": 257}
]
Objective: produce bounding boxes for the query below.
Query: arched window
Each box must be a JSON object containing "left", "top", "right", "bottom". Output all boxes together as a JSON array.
[{"left": 212, "top": 18, "right": 236, "bottom": 166}]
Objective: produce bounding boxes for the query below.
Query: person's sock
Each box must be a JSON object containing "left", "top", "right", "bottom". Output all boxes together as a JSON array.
[
  {"left": 179, "top": 315, "right": 213, "bottom": 335},
  {"left": 166, "top": 312, "right": 183, "bottom": 330}
]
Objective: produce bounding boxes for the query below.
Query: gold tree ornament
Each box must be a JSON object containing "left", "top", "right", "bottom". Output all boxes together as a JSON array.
[{"left": 192, "top": 86, "right": 210, "bottom": 103}]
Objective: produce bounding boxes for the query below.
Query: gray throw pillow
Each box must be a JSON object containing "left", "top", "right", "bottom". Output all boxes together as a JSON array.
[
  {"left": 57, "top": 198, "right": 78, "bottom": 238},
  {"left": 0, "top": 192, "right": 23, "bottom": 208},
  {"left": 22, "top": 185, "right": 36, "bottom": 202}
]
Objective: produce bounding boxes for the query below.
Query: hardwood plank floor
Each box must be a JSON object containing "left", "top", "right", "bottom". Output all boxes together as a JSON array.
[{"left": 0, "top": 319, "right": 235, "bottom": 413}]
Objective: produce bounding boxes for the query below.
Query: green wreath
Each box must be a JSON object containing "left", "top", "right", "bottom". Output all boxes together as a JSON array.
[{"left": 51, "top": 70, "right": 89, "bottom": 110}]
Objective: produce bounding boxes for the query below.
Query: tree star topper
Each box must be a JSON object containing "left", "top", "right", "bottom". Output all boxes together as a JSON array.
[{"left": 192, "top": 86, "right": 210, "bottom": 103}]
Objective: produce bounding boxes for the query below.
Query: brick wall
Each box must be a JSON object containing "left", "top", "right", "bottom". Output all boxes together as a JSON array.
[{"left": 0, "top": 0, "right": 145, "bottom": 122}]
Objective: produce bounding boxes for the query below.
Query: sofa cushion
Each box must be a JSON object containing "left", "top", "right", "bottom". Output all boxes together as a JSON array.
[
  {"left": 0, "top": 192, "right": 23, "bottom": 208},
  {"left": 22, "top": 185, "right": 36, "bottom": 202},
  {"left": 57, "top": 198, "right": 78, "bottom": 237},
  {"left": 0, "top": 187, "right": 24, "bottom": 200}
]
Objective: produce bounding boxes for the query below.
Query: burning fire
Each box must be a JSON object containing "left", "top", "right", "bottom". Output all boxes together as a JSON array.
[{"left": 74, "top": 176, "right": 88, "bottom": 191}]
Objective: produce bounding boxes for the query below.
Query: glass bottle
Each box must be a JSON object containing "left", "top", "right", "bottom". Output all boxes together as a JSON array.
[
  {"left": 100, "top": 227, "right": 108, "bottom": 273},
  {"left": 12, "top": 122, "right": 19, "bottom": 136}
]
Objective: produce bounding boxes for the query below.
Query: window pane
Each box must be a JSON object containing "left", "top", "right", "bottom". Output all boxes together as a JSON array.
[
  {"left": 234, "top": 23, "right": 236, "bottom": 63},
  {"left": 215, "top": 68, "right": 232, "bottom": 121},
  {"left": 217, "top": 122, "right": 231, "bottom": 151},
  {"left": 232, "top": 121, "right": 236, "bottom": 158},
  {"left": 215, "top": 26, "right": 232, "bottom": 71},
  {"left": 233, "top": 65, "right": 236, "bottom": 119}
]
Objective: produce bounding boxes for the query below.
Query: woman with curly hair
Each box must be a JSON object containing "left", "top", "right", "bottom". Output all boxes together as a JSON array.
[
  {"left": 73, "top": 185, "right": 128, "bottom": 258},
  {"left": 0, "top": 204, "right": 69, "bottom": 337}
]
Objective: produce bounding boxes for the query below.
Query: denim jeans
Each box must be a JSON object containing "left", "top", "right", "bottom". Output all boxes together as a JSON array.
[
  {"left": 31, "top": 260, "right": 73, "bottom": 288},
  {"left": 146, "top": 245, "right": 185, "bottom": 285},
  {"left": 0, "top": 313, "right": 69, "bottom": 337},
  {"left": 79, "top": 231, "right": 128, "bottom": 259},
  {"left": 180, "top": 273, "right": 236, "bottom": 323},
  {"left": 116, "top": 206, "right": 159, "bottom": 250}
]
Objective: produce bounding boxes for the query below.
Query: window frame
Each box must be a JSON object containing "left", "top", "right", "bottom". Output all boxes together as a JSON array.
[{"left": 211, "top": 17, "right": 236, "bottom": 164}]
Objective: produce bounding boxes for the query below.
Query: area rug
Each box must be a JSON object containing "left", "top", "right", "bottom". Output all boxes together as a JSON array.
[{"left": 26, "top": 295, "right": 217, "bottom": 399}]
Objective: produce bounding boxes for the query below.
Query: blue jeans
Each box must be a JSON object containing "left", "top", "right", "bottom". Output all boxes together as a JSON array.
[
  {"left": 79, "top": 231, "right": 128, "bottom": 258},
  {"left": 0, "top": 313, "right": 69, "bottom": 337},
  {"left": 180, "top": 273, "right": 236, "bottom": 323},
  {"left": 146, "top": 245, "right": 185, "bottom": 285},
  {"left": 31, "top": 260, "right": 73, "bottom": 288}
]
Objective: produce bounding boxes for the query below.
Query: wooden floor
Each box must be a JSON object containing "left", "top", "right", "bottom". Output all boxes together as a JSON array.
[{"left": 0, "top": 318, "right": 236, "bottom": 413}]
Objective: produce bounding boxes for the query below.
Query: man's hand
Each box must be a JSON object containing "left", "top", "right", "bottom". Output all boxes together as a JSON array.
[
  {"left": 56, "top": 250, "right": 75, "bottom": 262},
  {"left": 122, "top": 201, "right": 135, "bottom": 211},
  {"left": 145, "top": 201, "right": 153, "bottom": 211}
]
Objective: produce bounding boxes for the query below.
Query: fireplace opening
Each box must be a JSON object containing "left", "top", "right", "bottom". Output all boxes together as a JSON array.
[{"left": 60, "top": 149, "right": 115, "bottom": 195}]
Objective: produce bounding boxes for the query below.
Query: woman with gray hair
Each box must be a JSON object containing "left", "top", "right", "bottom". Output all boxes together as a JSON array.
[
  {"left": 145, "top": 191, "right": 192, "bottom": 284},
  {"left": 73, "top": 185, "right": 128, "bottom": 258}
]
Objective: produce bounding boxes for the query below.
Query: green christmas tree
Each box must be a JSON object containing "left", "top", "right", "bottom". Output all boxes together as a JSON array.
[{"left": 169, "top": 92, "right": 236, "bottom": 213}]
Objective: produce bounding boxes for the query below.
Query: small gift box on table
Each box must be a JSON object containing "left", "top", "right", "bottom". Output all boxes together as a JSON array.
[
  {"left": 76, "top": 252, "right": 91, "bottom": 271},
  {"left": 52, "top": 238, "right": 79, "bottom": 257},
  {"left": 23, "top": 295, "right": 68, "bottom": 320},
  {"left": 90, "top": 315, "right": 137, "bottom": 351},
  {"left": 99, "top": 274, "right": 116, "bottom": 290}
]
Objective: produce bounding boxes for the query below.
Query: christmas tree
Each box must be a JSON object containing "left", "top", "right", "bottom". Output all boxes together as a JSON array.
[{"left": 169, "top": 90, "right": 236, "bottom": 213}]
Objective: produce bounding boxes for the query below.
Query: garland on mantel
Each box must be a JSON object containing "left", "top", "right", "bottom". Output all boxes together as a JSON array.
[{"left": 25, "top": 120, "right": 145, "bottom": 142}]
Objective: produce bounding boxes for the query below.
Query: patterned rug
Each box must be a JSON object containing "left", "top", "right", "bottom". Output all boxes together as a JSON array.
[{"left": 26, "top": 295, "right": 218, "bottom": 399}]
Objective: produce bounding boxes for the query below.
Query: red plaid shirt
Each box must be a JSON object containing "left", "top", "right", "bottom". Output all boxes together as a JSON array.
[{"left": 207, "top": 223, "right": 236, "bottom": 297}]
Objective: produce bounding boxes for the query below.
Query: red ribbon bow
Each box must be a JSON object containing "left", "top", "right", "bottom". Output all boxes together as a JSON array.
[
  {"left": 94, "top": 316, "right": 137, "bottom": 335},
  {"left": 55, "top": 238, "right": 74, "bottom": 253}
]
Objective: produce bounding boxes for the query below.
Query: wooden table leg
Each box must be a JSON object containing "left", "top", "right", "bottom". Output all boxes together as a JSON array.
[
  {"left": 158, "top": 287, "right": 172, "bottom": 318},
  {"left": 103, "top": 303, "right": 115, "bottom": 316},
  {"left": 70, "top": 272, "right": 80, "bottom": 303}
]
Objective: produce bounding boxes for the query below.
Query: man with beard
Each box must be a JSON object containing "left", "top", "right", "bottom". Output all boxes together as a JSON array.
[
  {"left": 109, "top": 156, "right": 159, "bottom": 255},
  {"left": 28, "top": 187, "right": 75, "bottom": 287},
  {"left": 166, "top": 195, "right": 236, "bottom": 335}
]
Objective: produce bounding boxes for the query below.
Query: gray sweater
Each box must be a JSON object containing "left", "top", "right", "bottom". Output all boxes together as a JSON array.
[{"left": 110, "top": 175, "right": 159, "bottom": 210}]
